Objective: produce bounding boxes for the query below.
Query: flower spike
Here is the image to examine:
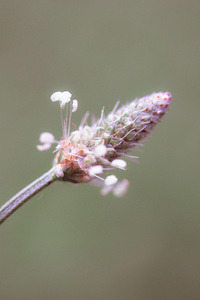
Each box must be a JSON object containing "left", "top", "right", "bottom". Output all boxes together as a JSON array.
[
  {"left": 38, "top": 91, "right": 172, "bottom": 196},
  {"left": 0, "top": 90, "right": 172, "bottom": 225}
]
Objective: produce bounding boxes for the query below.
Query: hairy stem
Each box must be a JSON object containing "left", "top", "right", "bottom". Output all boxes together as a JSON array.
[{"left": 0, "top": 167, "right": 58, "bottom": 225}]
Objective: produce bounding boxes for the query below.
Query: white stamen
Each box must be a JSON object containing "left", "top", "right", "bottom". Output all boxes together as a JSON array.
[
  {"left": 94, "top": 144, "right": 107, "bottom": 157},
  {"left": 36, "top": 143, "right": 52, "bottom": 151},
  {"left": 72, "top": 99, "right": 78, "bottom": 112},
  {"left": 50, "top": 91, "right": 72, "bottom": 109},
  {"left": 111, "top": 159, "right": 127, "bottom": 169},
  {"left": 89, "top": 165, "right": 103, "bottom": 176},
  {"left": 112, "top": 179, "right": 130, "bottom": 197},
  {"left": 60, "top": 91, "right": 72, "bottom": 108},
  {"left": 104, "top": 175, "right": 118, "bottom": 186},
  {"left": 50, "top": 91, "right": 62, "bottom": 102},
  {"left": 39, "top": 132, "right": 55, "bottom": 144}
]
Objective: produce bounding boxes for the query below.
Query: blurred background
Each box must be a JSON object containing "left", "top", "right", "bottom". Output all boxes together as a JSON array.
[{"left": 0, "top": 1, "right": 199, "bottom": 299}]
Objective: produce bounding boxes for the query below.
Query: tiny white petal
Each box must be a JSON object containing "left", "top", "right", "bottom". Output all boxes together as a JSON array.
[
  {"left": 94, "top": 144, "right": 107, "bottom": 157},
  {"left": 36, "top": 143, "right": 52, "bottom": 151},
  {"left": 104, "top": 175, "right": 118, "bottom": 186},
  {"left": 50, "top": 91, "right": 62, "bottom": 102},
  {"left": 112, "top": 179, "right": 130, "bottom": 197},
  {"left": 39, "top": 132, "right": 55, "bottom": 144},
  {"left": 54, "top": 164, "right": 64, "bottom": 178},
  {"left": 72, "top": 99, "right": 78, "bottom": 112},
  {"left": 111, "top": 159, "right": 127, "bottom": 169},
  {"left": 89, "top": 165, "right": 103, "bottom": 176}
]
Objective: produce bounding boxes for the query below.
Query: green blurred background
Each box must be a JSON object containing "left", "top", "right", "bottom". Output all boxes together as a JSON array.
[{"left": 0, "top": 1, "right": 199, "bottom": 299}]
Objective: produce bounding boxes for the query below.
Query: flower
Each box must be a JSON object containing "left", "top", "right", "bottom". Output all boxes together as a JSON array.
[{"left": 38, "top": 91, "right": 172, "bottom": 196}]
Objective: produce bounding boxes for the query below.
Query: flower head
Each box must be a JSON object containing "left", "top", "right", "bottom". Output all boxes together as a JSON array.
[{"left": 38, "top": 91, "right": 172, "bottom": 196}]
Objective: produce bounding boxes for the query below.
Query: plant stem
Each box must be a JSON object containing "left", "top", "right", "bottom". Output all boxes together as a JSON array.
[{"left": 0, "top": 167, "right": 58, "bottom": 225}]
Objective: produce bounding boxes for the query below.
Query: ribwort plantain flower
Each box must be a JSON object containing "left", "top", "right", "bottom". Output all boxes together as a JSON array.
[
  {"left": 0, "top": 90, "right": 172, "bottom": 225},
  {"left": 37, "top": 91, "right": 172, "bottom": 196}
]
